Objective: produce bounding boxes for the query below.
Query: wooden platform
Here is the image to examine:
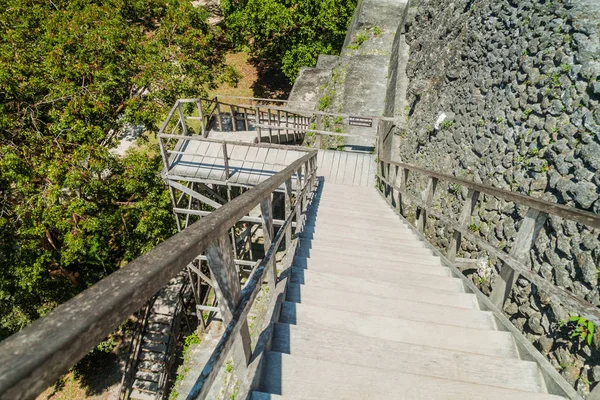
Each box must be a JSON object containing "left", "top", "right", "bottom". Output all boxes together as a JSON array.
[
  {"left": 166, "top": 140, "right": 307, "bottom": 187},
  {"left": 315, "top": 150, "right": 376, "bottom": 187}
]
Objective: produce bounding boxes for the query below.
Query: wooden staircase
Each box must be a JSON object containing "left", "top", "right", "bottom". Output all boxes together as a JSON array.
[{"left": 251, "top": 182, "right": 563, "bottom": 399}]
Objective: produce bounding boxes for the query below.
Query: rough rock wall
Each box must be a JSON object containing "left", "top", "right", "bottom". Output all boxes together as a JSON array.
[{"left": 398, "top": 0, "right": 600, "bottom": 396}]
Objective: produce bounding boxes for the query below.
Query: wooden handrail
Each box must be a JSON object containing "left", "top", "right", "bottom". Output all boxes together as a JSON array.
[
  {"left": 0, "top": 150, "right": 318, "bottom": 399},
  {"left": 376, "top": 159, "right": 600, "bottom": 325},
  {"left": 380, "top": 158, "right": 600, "bottom": 229}
]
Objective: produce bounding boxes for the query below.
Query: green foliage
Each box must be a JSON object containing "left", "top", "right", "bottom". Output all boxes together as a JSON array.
[
  {"left": 440, "top": 120, "right": 454, "bottom": 130},
  {"left": 223, "top": 0, "right": 356, "bottom": 81},
  {"left": 318, "top": 95, "right": 331, "bottom": 111},
  {"left": 0, "top": 0, "right": 223, "bottom": 339},
  {"left": 560, "top": 316, "right": 596, "bottom": 347},
  {"left": 348, "top": 31, "right": 369, "bottom": 50},
  {"left": 372, "top": 26, "right": 383, "bottom": 36}
]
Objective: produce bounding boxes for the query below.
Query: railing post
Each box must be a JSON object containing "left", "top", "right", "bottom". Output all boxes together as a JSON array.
[
  {"left": 230, "top": 104, "right": 238, "bottom": 132},
  {"left": 417, "top": 176, "right": 438, "bottom": 232},
  {"left": 267, "top": 108, "right": 273, "bottom": 142},
  {"left": 222, "top": 142, "right": 230, "bottom": 180},
  {"left": 260, "top": 195, "right": 277, "bottom": 291},
  {"left": 447, "top": 189, "right": 480, "bottom": 261},
  {"left": 255, "top": 107, "right": 261, "bottom": 142},
  {"left": 284, "top": 179, "right": 293, "bottom": 249},
  {"left": 177, "top": 102, "right": 189, "bottom": 135},
  {"left": 295, "top": 165, "right": 304, "bottom": 229},
  {"left": 285, "top": 111, "right": 290, "bottom": 142},
  {"left": 196, "top": 100, "right": 206, "bottom": 137},
  {"left": 243, "top": 107, "right": 249, "bottom": 131},
  {"left": 315, "top": 114, "right": 322, "bottom": 149},
  {"left": 216, "top": 101, "right": 223, "bottom": 131},
  {"left": 490, "top": 209, "right": 549, "bottom": 309},
  {"left": 205, "top": 234, "right": 252, "bottom": 370}
]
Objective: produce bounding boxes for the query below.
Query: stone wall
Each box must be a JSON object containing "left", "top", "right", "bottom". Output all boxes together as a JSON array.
[{"left": 395, "top": 0, "right": 600, "bottom": 396}]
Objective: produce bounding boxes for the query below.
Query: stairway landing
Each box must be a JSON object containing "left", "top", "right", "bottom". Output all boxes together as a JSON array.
[{"left": 252, "top": 183, "right": 562, "bottom": 399}]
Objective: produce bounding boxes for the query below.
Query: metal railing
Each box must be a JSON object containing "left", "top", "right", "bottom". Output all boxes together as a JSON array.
[
  {"left": 376, "top": 158, "right": 600, "bottom": 325},
  {"left": 0, "top": 149, "right": 318, "bottom": 399}
]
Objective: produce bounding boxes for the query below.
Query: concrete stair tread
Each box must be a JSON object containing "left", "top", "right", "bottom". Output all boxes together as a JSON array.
[
  {"left": 132, "top": 379, "right": 158, "bottom": 393},
  {"left": 291, "top": 269, "right": 471, "bottom": 302},
  {"left": 292, "top": 255, "right": 450, "bottom": 277},
  {"left": 286, "top": 285, "right": 495, "bottom": 330},
  {"left": 260, "top": 353, "right": 561, "bottom": 399},
  {"left": 272, "top": 323, "right": 548, "bottom": 393},
  {"left": 305, "top": 212, "right": 406, "bottom": 228},
  {"left": 279, "top": 302, "right": 518, "bottom": 358}
]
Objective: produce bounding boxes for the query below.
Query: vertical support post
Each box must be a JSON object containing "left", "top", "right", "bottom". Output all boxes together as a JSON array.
[
  {"left": 285, "top": 111, "right": 290, "bottom": 142},
  {"left": 447, "top": 189, "right": 480, "bottom": 261},
  {"left": 417, "top": 176, "right": 438, "bottom": 232},
  {"left": 243, "top": 107, "right": 249, "bottom": 131},
  {"left": 177, "top": 102, "right": 188, "bottom": 136},
  {"left": 222, "top": 143, "right": 230, "bottom": 180},
  {"left": 490, "top": 209, "right": 548, "bottom": 309},
  {"left": 260, "top": 196, "right": 277, "bottom": 291},
  {"left": 398, "top": 168, "right": 409, "bottom": 217},
  {"left": 205, "top": 234, "right": 252, "bottom": 370},
  {"left": 315, "top": 114, "right": 322, "bottom": 149},
  {"left": 295, "top": 165, "right": 304, "bottom": 229},
  {"left": 277, "top": 110, "right": 282, "bottom": 143},
  {"left": 284, "top": 179, "right": 293, "bottom": 249},
  {"left": 216, "top": 101, "right": 223, "bottom": 131},
  {"left": 267, "top": 108, "right": 273, "bottom": 142},
  {"left": 230, "top": 104, "right": 237, "bottom": 132},
  {"left": 196, "top": 100, "right": 206, "bottom": 137},
  {"left": 255, "top": 107, "right": 261, "bottom": 142}
]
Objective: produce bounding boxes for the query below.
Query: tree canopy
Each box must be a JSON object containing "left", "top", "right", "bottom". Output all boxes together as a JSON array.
[
  {"left": 221, "top": 0, "right": 356, "bottom": 81},
  {"left": 0, "top": 0, "right": 225, "bottom": 339}
]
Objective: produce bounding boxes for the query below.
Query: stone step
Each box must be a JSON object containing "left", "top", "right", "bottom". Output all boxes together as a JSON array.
[
  {"left": 286, "top": 284, "right": 495, "bottom": 330},
  {"left": 132, "top": 379, "right": 158, "bottom": 393},
  {"left": 130, "top": 389, "right": 156, "bottom": 400},
  {"left": 135, "top": 370, "right": 161, "bottom": 383},
  {"left": 271, "top": 323, "right": 548, "bottom": 393},
  {"left": 278, "top": 302, "right": 518, "bottom": 358},
  {"left": 259, "top": 353, "right": 561, "bottom": 399},
  {"left": 137, "top": 360, "right": 163, "bottom": 373},
  {"left": 291, "top": 268, "right": 465, "bottom": 296},
  {"left": 292, "top": 255, "right": 449, "bottom": 277}
]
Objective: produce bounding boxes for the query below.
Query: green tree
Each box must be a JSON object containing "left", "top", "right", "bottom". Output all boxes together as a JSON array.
[
  {"left": 222, "top": 0, "right": 356, "bottom": 81},
  {"left": 0, "top": 0, "right": 225, "bottom": 339}
]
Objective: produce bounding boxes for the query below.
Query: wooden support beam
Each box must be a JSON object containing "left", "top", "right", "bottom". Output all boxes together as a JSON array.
[
  {"left": 447, "top": 189, "right": 480, "bottom": 262},
  {"left": 167, "top": 180, "right": 222, "bottom": 210},
  {"left": 417, "top": 177, "right": 438, "bottom": 232},
  {"left": 260, "top": 196, "right": 277, "bottom": 291},
  {"left": 205, "top": 234, "right": 252, "bottom": 370},
  {"left": 490, "top": 209, "right": 548, "bottom": 309},
  {"left": 196, "top": 100, "right": 206, "bottom": 137},
  {"left": 315, "top": 115, "right": 322, "bottom": 149},
  {"left": 230, "top": 104, "right": 237, "bottom": 132},
  {"left": 198, "top": 183, "right": 227, "bottom": 205}
]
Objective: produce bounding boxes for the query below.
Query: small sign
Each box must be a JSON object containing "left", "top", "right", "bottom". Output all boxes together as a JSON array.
[{"left": 349, "top": 116, "right": 373, "bottom": 127}]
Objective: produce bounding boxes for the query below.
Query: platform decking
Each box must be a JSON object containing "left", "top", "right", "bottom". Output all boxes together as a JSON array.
[
  {"left": 316, "top": 150, "right": 376, "bottom": 187},
  {"left": 165, "top": 140, "right": 307, "bottom": 187}
]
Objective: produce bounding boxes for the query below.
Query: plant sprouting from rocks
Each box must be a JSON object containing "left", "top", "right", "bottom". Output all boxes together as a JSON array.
[{"left": 559, "top": 316, "right": 596, "bottom": 347}]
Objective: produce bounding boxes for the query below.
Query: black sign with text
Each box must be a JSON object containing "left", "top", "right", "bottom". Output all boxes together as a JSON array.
[{"left": 348, "top": 116, "right": 373, "bottom": 127}]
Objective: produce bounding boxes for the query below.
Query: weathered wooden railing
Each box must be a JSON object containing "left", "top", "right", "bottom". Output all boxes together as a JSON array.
[
  {"left": 165, "top": 97, "right": 404, "bottom": 148},
  {"left": 376, "top": 158, "right": 600, "bottom": 325},
  {"left": 0, "top": 150, "right": 318, "bottom": 399}
]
